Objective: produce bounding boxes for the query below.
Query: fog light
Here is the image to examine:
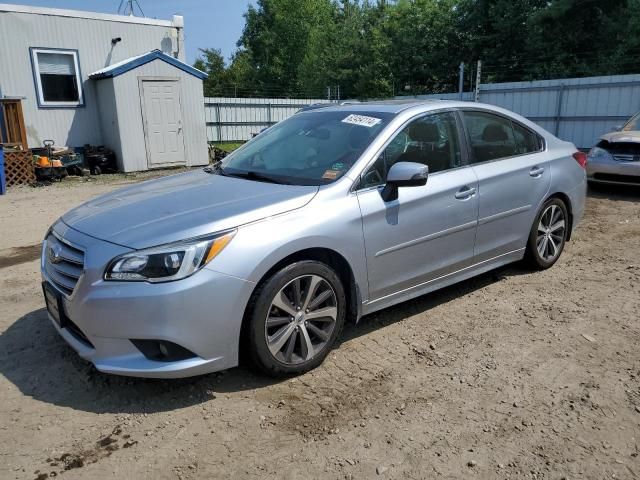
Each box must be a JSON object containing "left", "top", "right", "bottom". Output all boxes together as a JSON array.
[{"left": 158, "top": 342, "right": 170, "bottom": 357}]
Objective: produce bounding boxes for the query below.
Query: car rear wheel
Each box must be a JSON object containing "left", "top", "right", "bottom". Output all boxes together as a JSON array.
[
  {"left": 525, "top": 198, "right": 568, "bottom": 269},
  {"left": 246, "top": 261, "right": 346, "bottom": 377}
]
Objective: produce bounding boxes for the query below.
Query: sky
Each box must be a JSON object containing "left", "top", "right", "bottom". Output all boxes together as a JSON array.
[{"left": 13, "top": 0, "right": 255, "bottom": 64}]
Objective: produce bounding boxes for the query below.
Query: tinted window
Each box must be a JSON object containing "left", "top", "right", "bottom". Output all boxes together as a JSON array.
[
  {"left": 463, "top": 111, "right": 517, "bottom": 163},
  {"left": 360, "top": 112, "right": 461, "bottom": 188},
  {"left": 221, "top": 110, "right": 393, "bottom": 186},
  {"left": 513, "top": 122, "right": 542, "bottom": 154}
]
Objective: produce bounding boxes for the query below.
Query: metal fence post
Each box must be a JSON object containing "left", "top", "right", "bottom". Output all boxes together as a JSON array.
[
  {"left": 474, "top": 60, "right": 482, "bottom": 102},
  {"left": 267, "top": 103, "right": 272, "bottom": 127},
  {"left": 458, "top": 62, "right": 465, "bottom": 100},
  {"left": 214, "top": 103, "right": 222, "bottom": 142},
  {"left": 554, "top": 84, "right": 565, "bottom": 137}
]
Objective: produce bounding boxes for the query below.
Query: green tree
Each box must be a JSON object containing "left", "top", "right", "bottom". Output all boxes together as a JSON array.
[
  {"left": 194, "top": 0, "right": 640, "bottom": 99},
  {"left": 193, "top": 48, "right": 228, "bottom": 96}
]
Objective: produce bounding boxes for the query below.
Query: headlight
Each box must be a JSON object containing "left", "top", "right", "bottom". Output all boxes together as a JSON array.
[
  {"left": 105, "top": 230, "right": 235, "bottom": 282},
  {"left": 587, "top": 146, "right": 614, "bottom": 162}
]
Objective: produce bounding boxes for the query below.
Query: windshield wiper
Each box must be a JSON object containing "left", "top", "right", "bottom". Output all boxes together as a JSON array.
[
  {"left": 203, "top": 161, "right": 224, "bottom": 174},
  {"left": 222, "top": 170, "right": 290, "bottom": 185}
]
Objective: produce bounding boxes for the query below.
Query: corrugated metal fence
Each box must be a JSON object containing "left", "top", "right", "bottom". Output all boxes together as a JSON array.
[
  {"left": 204, "top": 97, "right": 329, "bottom": 142},
  {"left": 402, "top": 74, "right": 640, "bottom": 149}
]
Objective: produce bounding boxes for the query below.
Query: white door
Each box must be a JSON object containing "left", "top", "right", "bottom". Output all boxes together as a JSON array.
[{"left": 142, "top": 80, "right": 185, "bottom": 167}]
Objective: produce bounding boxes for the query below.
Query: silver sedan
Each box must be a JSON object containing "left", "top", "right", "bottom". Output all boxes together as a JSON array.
[
  {"left": 41, "top": 100, "right": 586, "bottom": 378},
  {"left": 587, "top": 111, "right": 640, "bottom": 186}
]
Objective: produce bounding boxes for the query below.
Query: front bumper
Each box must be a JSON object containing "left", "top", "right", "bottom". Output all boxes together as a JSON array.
[
  {"left": 587, "top": 154, "right": 640, "bottom": 185},
  {"left": 42, "top": 221, "right": 255, "bottom": 378}
]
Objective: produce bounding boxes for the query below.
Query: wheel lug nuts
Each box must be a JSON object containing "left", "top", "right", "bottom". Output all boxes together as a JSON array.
[{"left": 305, "top": 309, "right": 309, "bottom": 313}]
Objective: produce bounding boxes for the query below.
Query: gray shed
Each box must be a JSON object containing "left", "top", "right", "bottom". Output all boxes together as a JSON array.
[{"left": 90, "top": 50, "right": 208, "bottom": 172}]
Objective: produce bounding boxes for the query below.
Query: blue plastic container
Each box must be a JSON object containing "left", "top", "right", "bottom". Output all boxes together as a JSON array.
[{"left": 0, "top": 146, "right": 5, "bottom": 195}]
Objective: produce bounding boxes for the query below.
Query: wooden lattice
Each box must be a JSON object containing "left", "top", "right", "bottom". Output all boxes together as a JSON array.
[{"left": 4, "top": 150, "right": 35, "bottom": 186}]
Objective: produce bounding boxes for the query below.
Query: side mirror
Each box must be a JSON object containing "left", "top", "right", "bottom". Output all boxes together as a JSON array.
[{"left": 381, "top": 161, "right": 428, "bottom": 202}]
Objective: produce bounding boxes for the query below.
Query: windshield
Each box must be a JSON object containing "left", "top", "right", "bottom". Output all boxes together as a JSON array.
[
  {"left": 622, "top": 112, "right": 640, "bottom": 132},
  {"left": 219, "top": 110, "right": 394, "bottom": 185}
]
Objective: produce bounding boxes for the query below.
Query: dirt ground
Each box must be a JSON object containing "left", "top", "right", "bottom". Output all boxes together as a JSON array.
[{"left": 1, "top": 173, "right": 639, "bottom": 480}]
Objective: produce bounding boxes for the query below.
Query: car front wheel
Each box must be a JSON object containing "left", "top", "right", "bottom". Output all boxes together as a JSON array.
[{"left": 246, "top": 261, "right": 346, "bottom": 377}]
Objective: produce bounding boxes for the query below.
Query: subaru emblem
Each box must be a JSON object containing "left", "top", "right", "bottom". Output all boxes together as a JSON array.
[{"left": 48, "top": 244, "right": 63, "bottom": 264}]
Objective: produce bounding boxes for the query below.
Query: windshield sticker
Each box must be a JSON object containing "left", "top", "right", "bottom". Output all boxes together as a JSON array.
[
  {"left": 322, "top": 170, "right": 340, "bottom": 180},
  {"left": 342, "top": 114, "right": 382, "bottom": 128},
  {"left": 331, "top": 162, "right": 345, "bottom": 170}
]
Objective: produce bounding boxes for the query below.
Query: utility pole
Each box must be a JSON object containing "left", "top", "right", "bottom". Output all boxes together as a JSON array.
[
  {"left": 327, "top": 86, "right": 331, "bottom": 101},
  {"left": 337, "top": 85, "right": 340, "bottom": 101},
  {"left": 458, "top": 62, "right": 465, "bottom": 100},
  {"left": 474, "top": 60, "right": 482, "bottom": 102}
]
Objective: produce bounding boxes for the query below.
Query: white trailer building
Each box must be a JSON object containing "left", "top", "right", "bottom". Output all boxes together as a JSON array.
[{"left": 0, "top": 3, "right": 208, "bottom": 171}]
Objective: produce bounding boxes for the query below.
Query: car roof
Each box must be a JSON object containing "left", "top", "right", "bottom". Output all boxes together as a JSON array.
[
  {"left": 301, "top": 99, "right": 472, "bottom": 114},
  {"left": 297, "top": 99, "right": 553, "bottom": 141}
]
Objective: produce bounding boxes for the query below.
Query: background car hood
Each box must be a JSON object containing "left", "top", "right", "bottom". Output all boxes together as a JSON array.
[
  {"left": 62, "top": 170, "right": 318, "bottom": 249},
  {"left": 600, "top": 131, "right": 640, "bottom": 143}
]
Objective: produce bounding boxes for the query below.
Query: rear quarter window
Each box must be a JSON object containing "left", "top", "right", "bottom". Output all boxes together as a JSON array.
[{"left": 512, "top": 122, "right": 544, "bottom": 154}]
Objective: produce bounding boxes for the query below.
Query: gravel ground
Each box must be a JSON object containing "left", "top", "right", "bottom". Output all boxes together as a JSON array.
[{"left": 0, "top": 175, "right": 639, "bottom": 480}]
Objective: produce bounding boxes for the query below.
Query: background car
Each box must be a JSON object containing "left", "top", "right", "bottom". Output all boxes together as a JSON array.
[{"left": 587, "top": 111, "right": 640, "bottom": 186}]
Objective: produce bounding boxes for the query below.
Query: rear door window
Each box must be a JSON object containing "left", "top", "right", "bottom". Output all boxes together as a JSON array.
[{"left": 463, "top": 111, "right": 518, "bottom": 163}]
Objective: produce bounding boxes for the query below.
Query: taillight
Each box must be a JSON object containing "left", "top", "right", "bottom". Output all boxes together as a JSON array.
[{"left": 573, "top": 151, "right": 587, "bottom": 169}]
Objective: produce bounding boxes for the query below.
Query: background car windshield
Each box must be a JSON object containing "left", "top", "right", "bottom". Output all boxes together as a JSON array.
[
  {"left": 622, "top": 112, "right": 640, "bottom": 131},
  {"left": 221, "top": 110, "right": 393, "bottom": 185}
]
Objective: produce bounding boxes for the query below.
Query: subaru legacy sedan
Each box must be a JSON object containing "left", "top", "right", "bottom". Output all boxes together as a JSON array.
[{"left": 42, "top": 100, "right": 586, "bottom": 378}]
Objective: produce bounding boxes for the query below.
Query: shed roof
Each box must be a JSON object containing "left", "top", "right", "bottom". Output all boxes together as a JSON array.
[{"left": 89, "top": 50, "right": 207, "bottom": 80}]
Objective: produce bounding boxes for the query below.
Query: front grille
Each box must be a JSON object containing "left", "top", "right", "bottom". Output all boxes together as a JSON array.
[
  {"left": 593, "top": 173, "right": 640, "bottom": 185},
  {"left": 44, "top": 233, "right": 85, "bottom": 296},
  {"left": 613, "top": 154, "right": 640, "bottom": 163}
]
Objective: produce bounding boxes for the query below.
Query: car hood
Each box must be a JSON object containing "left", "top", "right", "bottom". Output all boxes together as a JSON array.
[
  {"left": 62, "top": 170, "right": 318, "bottom": 249},
  {"left": 600, "top": 130, "right": 640, "bottom": 143}
]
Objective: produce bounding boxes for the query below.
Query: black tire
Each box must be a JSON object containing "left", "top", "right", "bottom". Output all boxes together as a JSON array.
[
  {"left": 246, "top": 260, "right": 346, "bottom": 377},
  {"left": 524, "top": 197, "right": 569, "bottom": 270}
]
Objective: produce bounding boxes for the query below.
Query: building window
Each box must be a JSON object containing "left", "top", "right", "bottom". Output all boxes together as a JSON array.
[{"left": 30, "top": 48, "right": 83, "bottom": 107}]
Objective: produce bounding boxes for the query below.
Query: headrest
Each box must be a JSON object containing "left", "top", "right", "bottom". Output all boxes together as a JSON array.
[
  {"left": 410, "top": 122, "right": 440, "bottom": 142},
  {"left": 482, "top": 124, "right": 508, "bottom": 142}
]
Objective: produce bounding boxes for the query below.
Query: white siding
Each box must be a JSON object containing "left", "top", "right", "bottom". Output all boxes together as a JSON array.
[{"left": 0, "top": 8, "right": 184, "bottom": 149}]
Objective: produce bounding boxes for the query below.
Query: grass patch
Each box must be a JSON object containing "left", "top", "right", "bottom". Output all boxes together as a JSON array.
[{"left": 212, "top": 142, "right": 244, "bottom": 153}]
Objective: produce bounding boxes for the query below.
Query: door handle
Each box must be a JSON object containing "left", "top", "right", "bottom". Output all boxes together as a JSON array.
[
  {"left": 455, "top": 186, "right": 476, "bottom": 200},
  {"left": 529, "top": 166, "right": 545, "bottom": 177}
]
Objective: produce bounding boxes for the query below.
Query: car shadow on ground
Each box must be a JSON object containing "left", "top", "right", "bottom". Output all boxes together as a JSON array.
[
  {"left": 587, "top": 183, "right": 640, "bottom": 201},
  {"left": 0, "top": 264, "right": 529, "bottom": 415}
]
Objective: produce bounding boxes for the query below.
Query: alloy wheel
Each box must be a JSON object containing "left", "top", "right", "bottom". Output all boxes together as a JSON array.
[
  {"left": 265, "top": 274, "right": 338, "bottom": 365},
  {"left": 536, "top": 204, "right": 566, "bottom": 262}
]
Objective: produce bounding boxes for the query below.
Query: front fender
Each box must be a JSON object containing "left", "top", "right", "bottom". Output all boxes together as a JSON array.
[{"left": 204, "top": 191, "right": 369, "bottom": 304}]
